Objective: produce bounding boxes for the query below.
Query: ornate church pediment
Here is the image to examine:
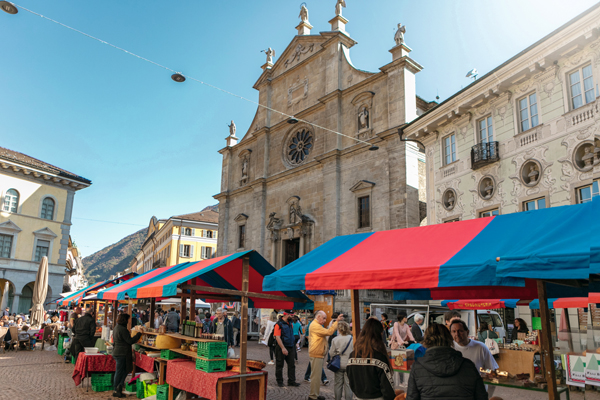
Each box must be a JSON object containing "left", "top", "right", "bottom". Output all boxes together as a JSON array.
[
  {"left": 33, "top": 227, "right": 58, "bottom": 239},
  {"left": 350, "top": 180, "right": 376, "bottom": 192},
  {"left": 0, "top": 220, "right": 22, "bottom": 233}
]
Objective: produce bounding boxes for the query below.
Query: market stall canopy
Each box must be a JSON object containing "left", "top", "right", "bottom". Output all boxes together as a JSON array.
[
  {"left": 529, "top": 297, "right": 592, "bottom": 309},
  {"left": 441, "top": 299, "right": 521, "bottom": 309},
  {"left": 56, "top": 272, "right": 136, "bottom": 307},
  {"left": 97, "top": 263, "right": 185, "bottom": 301},
  {"left": 263, "top": 201, "right": 592, "bottom": 292},
  {"left": 106, "top": 251, "right": 312, "bottom": 309}
]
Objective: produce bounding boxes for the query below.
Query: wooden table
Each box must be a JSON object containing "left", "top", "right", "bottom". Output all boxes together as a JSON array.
[
  {"left": 166, "top": 332, "right": 223, "bottom": 342},
  {"left": 156, "top": 357, "right": 168, "bottom": 385}
]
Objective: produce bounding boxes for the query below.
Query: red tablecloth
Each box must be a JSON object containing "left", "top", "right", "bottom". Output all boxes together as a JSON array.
[
  {"left": 134, "top": 352, "right": 155, "bottom": 373},
  {"left": 166, "top": 359, "right": 265, "bottom": 400},
  {"left": 72, "top": 353, "right": 116, "bottom": 386}
]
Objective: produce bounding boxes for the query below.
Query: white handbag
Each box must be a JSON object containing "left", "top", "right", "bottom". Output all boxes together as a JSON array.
[{"left": 484, "top": 331, "right": 499, "bottom": 355}]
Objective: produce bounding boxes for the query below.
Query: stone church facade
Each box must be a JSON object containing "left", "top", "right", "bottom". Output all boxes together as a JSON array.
[{"left": 214, "top": 5, "right": 432, "bottom": 313}]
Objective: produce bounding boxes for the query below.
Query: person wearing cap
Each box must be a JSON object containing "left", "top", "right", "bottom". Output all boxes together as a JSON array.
[
  {"left": 411, "top": 313, "right": 424, "bottom": 343},
  {"left": 209, "top": 307, "right": 234, "bottom": 348},
  {"left": 274, "top": 310, "right": 300, "bottom": 387},
  {"left": 309, "top": 311, "right": 344, "bottom": 400}
]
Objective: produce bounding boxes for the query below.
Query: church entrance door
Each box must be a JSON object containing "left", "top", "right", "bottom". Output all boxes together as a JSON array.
[{"left": 284, "top": 238, "right": 300, "bottom": 266}]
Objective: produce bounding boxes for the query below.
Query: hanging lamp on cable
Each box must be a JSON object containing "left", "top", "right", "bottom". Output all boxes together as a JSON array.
[
  {"left": 0, "top": 1, "right": 18, "bottom": 14},
  {"left": 171, "top": 73, "right": 186, "bottom": 83}
]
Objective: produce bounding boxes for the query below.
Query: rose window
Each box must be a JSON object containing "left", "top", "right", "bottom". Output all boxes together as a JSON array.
[{"left": 287, "top": 129, "right": 313, "bottom": 165}]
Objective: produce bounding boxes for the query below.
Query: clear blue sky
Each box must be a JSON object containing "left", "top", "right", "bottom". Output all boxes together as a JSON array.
[{"left": 1, "top": 0, "right": 597, "bottom": 256}]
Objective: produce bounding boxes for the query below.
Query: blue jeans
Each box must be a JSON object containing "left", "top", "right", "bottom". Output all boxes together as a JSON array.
[
  {"left": 113, "top": 356, "right": 127, "bottom": 389},
  {"left": 304, "top": 361, "right": 327, "bottom": 381}
]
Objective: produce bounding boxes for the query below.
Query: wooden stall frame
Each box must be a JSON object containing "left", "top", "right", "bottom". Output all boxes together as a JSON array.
[{"left": 537, "top": 280, "right": 557, "bottom": 400}]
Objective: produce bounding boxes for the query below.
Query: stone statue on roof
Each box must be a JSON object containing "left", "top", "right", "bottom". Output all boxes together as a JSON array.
[
  {"left": 335, "top": 0, "right": 346, "bottom": 16},
  {"left": 264, "top": 47, "right": 275, "bottom": 65},
  {"left": 228, "top": 120, "right": 236, "bottom": 136},
  {"left": 395, "top": 23, "right": 406, "bottom": 46},
  {"left": 299, "top": 4, "right": 309, "bottom": 23}
]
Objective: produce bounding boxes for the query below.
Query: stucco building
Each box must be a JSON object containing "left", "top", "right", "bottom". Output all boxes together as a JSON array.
[
  {"left": 64, "top": 236, "right": 88, "bottom": 292},
  {"left": 214, "top": 5, "right": 432, "bottom": 313},
  {"left": 0, "top": 147, "right": 91, "bottom": 314},
  {"left": 403, "top": 3, "right": 600, "bottom": 224},
  {"left": 130, "top": 210, "right": 219, "bottom": 274}
]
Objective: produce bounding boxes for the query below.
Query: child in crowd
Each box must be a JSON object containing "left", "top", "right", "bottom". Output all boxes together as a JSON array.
[{"left": 18, "top": 325, "right": 31, "bottom": 349}]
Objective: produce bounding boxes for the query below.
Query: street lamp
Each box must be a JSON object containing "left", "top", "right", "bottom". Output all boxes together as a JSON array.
[
  {"left": 0, "top": 1, "right": 18, "bottom": 14},
  {"left": 171, "top": 73, "right": 186, "bottom": 83},
  {"left": 287, "top": 117, "right": 299, "bottom": 124}
]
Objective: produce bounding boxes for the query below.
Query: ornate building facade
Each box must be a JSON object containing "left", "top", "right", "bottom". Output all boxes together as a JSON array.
[
  {"left": 214, "top": 4, "right": 432, "bottom": 314},
  {"left": 0, "top": 147, "right": 91, "bottom": 313},
  {"left": 404, "top": 4, "right": 600, "bottom": 224}
]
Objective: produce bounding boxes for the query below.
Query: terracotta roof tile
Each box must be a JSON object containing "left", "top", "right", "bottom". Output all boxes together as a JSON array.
[
  {"left": 0, "top": 146, "right": 91, "bottom": 184},
  {"left": 172, "top": 210, "right": 219, "bottom": 223}
]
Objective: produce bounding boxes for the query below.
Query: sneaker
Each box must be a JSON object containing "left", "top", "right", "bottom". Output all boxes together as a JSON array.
[
  {"left": 268, "top": 360, "right": 275, "bottom": 365},
  {"left": 288, "top": 382, "right": 300, "bottom": 387},
  {"left": 304, "top": 378, "right": 311, "bottom": 382},
  {"left": 322, "top": 380, "right": 330, "bottom": 386}
]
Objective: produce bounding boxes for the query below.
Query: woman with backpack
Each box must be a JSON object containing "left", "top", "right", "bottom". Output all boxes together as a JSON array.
[
  {"left": 263, "top": 312, "right": 278, "bottom": 365},
  {"left": 329, "top": 321, "right": 353, "bottom": 400}
]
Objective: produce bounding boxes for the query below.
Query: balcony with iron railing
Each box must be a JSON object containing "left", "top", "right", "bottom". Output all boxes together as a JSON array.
[{"left": 471, "top": 141, "right": 500, "bottom": 170}]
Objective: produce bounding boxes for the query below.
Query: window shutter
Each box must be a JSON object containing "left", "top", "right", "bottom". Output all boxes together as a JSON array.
[
  {"left": 192, "top": 228, "right": 195, "bottom": 236},
  {"left": 179, "top": 244, "right": 184, "bottom": 257},
  {"left": 214, "top": 231, "right": 218, "bottom": 239},
  {"left": 189, "top": 245, "right": 194, "bottom": 258},
  {"left": 201, "top": 246, "right": 206, "bottom": 259}
]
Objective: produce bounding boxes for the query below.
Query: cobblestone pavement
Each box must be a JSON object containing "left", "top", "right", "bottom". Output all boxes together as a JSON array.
[{"left": 0, "top": 342, "right": 588, "bottom": 400}]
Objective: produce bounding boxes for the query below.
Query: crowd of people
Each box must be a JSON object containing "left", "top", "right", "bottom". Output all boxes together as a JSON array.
[{"left": 259, "top": 308, "right": 511, "bottom": 400}]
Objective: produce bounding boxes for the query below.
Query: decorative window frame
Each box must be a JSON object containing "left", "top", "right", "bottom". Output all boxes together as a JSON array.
[
  {"left": 234, "top": 213, "right": 248, "bottom": 250},
  {"left": 477, "top": 204, "right": 501, "bottom": 218},
  {"left": 0, "top": 220, "right": 22, "bottom": 259},
  {"left": 518, "top": 191, "right": 550, "bottom": 212},
  {"left": 351, "top": 91, "right": 375, "bottom": 140},
  {"left": 441, "top": 133, "right": 457, "bottom": 167},
  {"left": 514, "top": 91, "right": 542, "bottom": 134},
  {"left": 441, "top": 216, "right": 461, "bottom": 223},
  {"left": 350, "top": 180, "right": 375, "bottom": 232},
  {"left": 39, "top": 195, "right": 58, "bottom": 221},
  {"left": 281, "top": 123, "right": 316, "bottom": 169},
  {"left": 31, "top": 227, "right": 57, "bottom": 263},
  {"left": 563, "top": 61, "right": 596, "bottom": 112},
  {"left": 1, "top": 188, "right": 21, "bottom": 214},
  {"left": 476, "top": 114, "right": 494, "bottom": 144}
]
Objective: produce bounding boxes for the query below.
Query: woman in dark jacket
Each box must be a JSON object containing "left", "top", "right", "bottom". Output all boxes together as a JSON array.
[
  {"left": 407, "top": 323, "right": 487, "bottom": 400},
  {"left": 346, "top": 318, "right": 395, "bottom": 400},
  {"left": 112, "top": 313, "right": 142, "bottom": 398},
  {"left": 510, "top": 318, "right": 529, "bottom": 342}
]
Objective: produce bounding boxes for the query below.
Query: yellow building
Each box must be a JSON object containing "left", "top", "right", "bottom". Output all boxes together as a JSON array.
[
  {"left": 131, "top": 210, "right": 219, "bottom": 274},
  {"left": 0, "top": 146, "right": 91, "bottom": 313}
]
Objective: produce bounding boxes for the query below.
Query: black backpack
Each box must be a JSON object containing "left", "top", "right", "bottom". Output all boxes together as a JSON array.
[{"left": 267, "top": 321, "right": 284, "bottom": 347}]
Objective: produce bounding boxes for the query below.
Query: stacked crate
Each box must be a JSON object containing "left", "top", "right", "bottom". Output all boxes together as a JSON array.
[
  {"left": 195, "top": 341, "right": 227, "bottom": 373},
  {"left": 90, "top": 372, "right": 114, "bottom": 392}
]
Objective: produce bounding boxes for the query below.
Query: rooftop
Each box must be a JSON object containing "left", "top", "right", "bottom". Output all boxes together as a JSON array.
[{"left": 171, "top": 210, "right": 219, "bottom": 224}]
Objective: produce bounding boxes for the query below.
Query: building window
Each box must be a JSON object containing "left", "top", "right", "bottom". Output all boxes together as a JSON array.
[
  {"left": 2, "top": 189, "right": 19, "bottom": 213},
  {"left": 444, "top": 218, "right": 460, "bottom": 223},
  {"left": 182, "top": 227, "right": 192, "bottom": 236},
  {"left": 358, "top": 196, "right": 370, "bottom": 229},
  {"left": 578, "top": 179, "right": 599, "bottom": 204},
  {"left": 443, "top": 134, "right": 456, "bottom": 165},
  {"left": 479, "top": 209, "right": 499, "bottom": 218},
  {"left": 523, "top": 197, "right": 546, "bottom": 211},
  {"left": 180, "top": 244, "right": 193, "bottom": 258},
  {"left": 569, "top": 65, "right": 595, "bottom": 109},
  {"left": 478, "top": 116, "right": 494, "bottom": 143},
  {"left": 204, "top": 230, "right": 214, "bottom": 238},
  {"left": 238, "top": 225, "right": 246, "bottom": 249},
  {"left": 0, "top": 234, "right": 13, "bottom": 258},
  {"left": 518, "top": 93, "right": 539, "bottom": 132},
  {"left": 34, "top": 240, "right": 50, "bottom": 262},
  {"left": 41, "top": 198, "right": 55, "bottom": 220},
  {"left": 201, "top": 246, "right": 213, "bottom": 259}
]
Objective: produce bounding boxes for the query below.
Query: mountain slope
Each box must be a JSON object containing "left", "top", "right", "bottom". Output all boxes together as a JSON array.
[{"left": 82, "top": 228, "right": 147, "bottom": 284}]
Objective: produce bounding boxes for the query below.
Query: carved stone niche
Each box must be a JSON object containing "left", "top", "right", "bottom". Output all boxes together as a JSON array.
[
  {"left": 478, "top": 176, "right": 496, "bottom": 200},
  {"left": 520, "top": 159, "right": 542, "bottom": 187},
  {"left": 595, "top": 137, "right": 600, "bottom": 166},
  {"left": 573, "top": 141, "right": 595, "bottom": 172},
  {"left": 351, "top": 91, "right": 375, "bottom": 141},
  {"left": 239, "top": 149, "right": 252, "bottom": 186},
  {"left": 442, "top": 188, "right": 457, "bottom": 211}
]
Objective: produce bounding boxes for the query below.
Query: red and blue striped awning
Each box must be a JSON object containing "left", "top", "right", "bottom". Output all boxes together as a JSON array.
[
  {"left": 263, "top": 201, "right": 592, "bottom": 292},
  {"left": 100, "top": 251, "right": 312, "bottom": 309},
  {"left": 441, "top": 299, "right": 520, "bottom": 309},
  {"left": 529, "top": 298, "right": 590, "bottom": 309},
  {"left": 56, "top": 272, "right": 136, "bottom": 307}
]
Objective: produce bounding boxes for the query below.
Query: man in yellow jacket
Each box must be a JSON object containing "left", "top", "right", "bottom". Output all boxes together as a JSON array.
[{"left": 308, "top": 311, "right": 344, "bottom": 400}]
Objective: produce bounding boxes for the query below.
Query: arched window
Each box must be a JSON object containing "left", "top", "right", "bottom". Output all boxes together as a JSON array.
[
  {"left": 18, "top": 284, "right": 33, "bottom": 315},
  {"left": 3, "top": 189, "right": 19, "bottom": 213},
  {"left": 41, "top": 198, "right": 55, "bottom": 220}
]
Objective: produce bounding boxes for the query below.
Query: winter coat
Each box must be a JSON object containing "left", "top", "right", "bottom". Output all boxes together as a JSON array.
[
  {"left": 164, "top": 311, "right": 180, "bottom": 332},
  {"left": 210, "top": 317, "right": 234, "bottom": 347},
  {"left": 346, "top": 350, "right": 395, "bottom": 400},
  {"left": 406, "top": 346, "right": 488, "bottom": 400},
  {"left": 73, "top": 313, "right": 96, "bottom": 342},
  {"left": 112, "top": 323, "right": 142, "bottom": 373}
]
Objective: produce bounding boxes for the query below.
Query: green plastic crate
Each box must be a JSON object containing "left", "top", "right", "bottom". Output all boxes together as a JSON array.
[
  {"left": 156, "top": 384, "right": 169, "bottom": 400},
  {"left": 125, "top": 380, "right": 137, "bottom": 392},
  {"left": 57, "top": 339, "right": 64, "bottom": 356},
  {"left": 136, "top": 380, "right": 145, "bottom": 399},
  {"left": 195, "top": 357, "right": 226, "bottom": 373},
  {"left": 160, "top": 349, "right": 185, "bottom": 360},
  {"left": 91, "top": 372, "right": 114, "bottom": 385},
  {"left": 197, "top": 341, "right": 227, "bottom": 359},
  {"left": 71, "top": 355, "right": 75, "bottom": 364},
  {"left": 91, "top": 383, "right": 113, "bottom": 392}
]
